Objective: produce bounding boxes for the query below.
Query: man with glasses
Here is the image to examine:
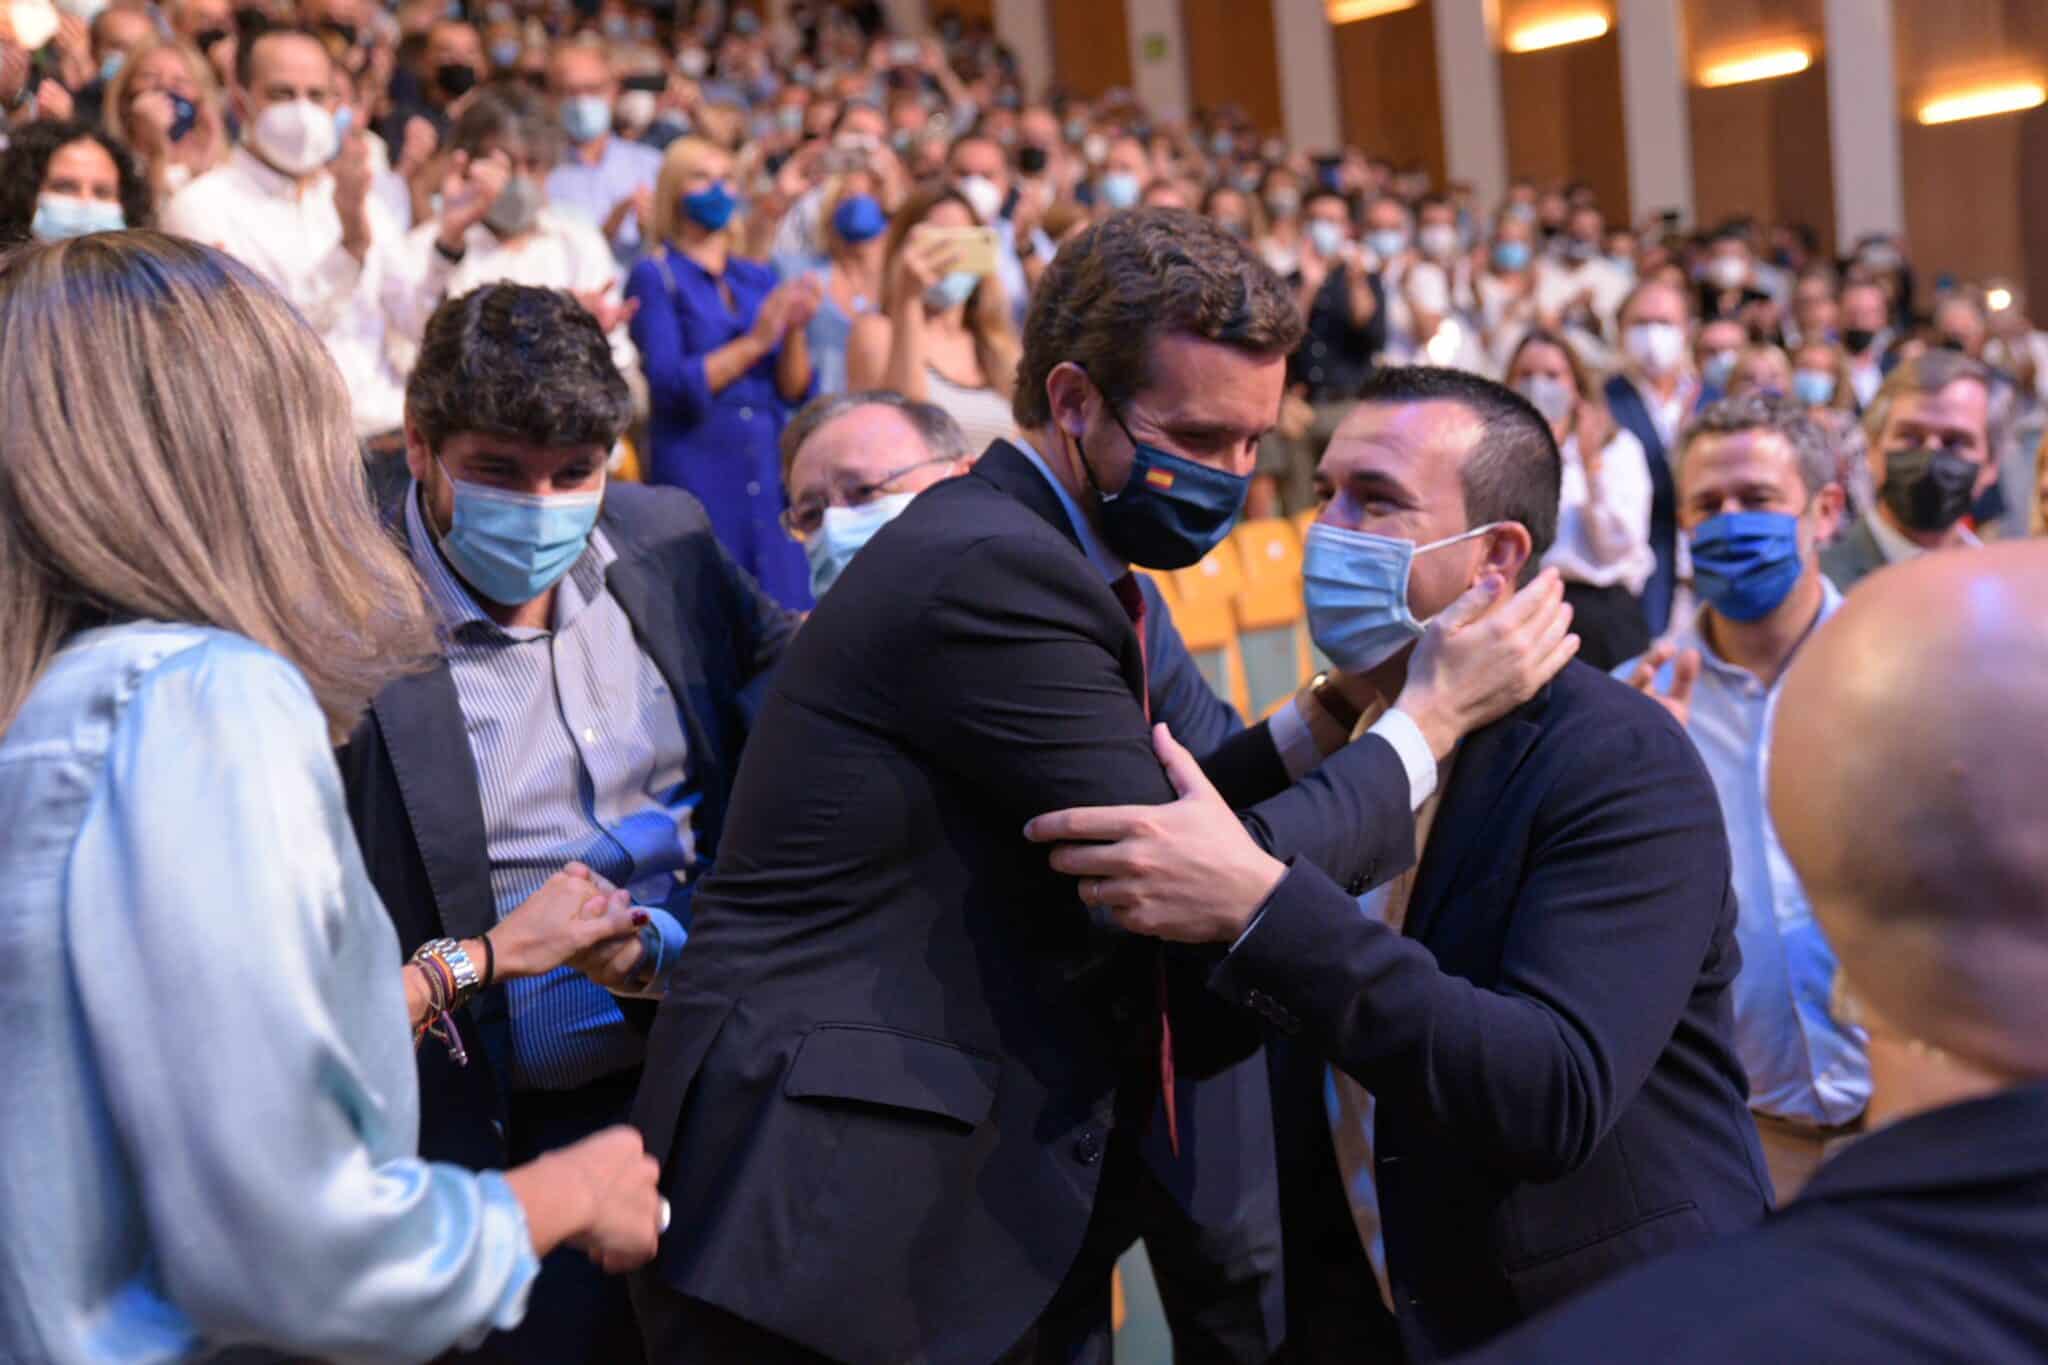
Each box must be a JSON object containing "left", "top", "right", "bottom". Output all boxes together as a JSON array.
[{"left": 779, "top": 390, "right": 975, "bottom": 600}]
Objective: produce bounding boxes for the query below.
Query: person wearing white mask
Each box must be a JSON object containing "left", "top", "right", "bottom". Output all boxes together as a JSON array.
[
  {"left": 1508, "top": 328, "right": 1655, "bottom": 667},
  {"left": 0, "top": 118, "right": 145, "bottom": 244},
  {"left": 1362, "top": 194, "right": 1424, "bottom": 362},
  {"left": 1602, "top": 278, "right": 1698, "bottom": 635},
  {"left": 779, "top": 390, "right": 973, "bottom": 600},
  {"left": 162, "top": 25, "right": 410, "bottom": 441},
  {"left": 948, "top": 131, "right": 1039, "bottom": 328},
  {"left": 544, "top": 39, "right": 661, "bottom": 266},
  {"left": 1094, "top": 132, "right": 1149, "bottom": 216}
]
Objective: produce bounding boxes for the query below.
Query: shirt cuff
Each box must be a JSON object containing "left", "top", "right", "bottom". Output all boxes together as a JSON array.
[
  {"left": 609, "top": 906, "right": 687, "bottom": 998},
  {"left": 1271, "top": 696, "right": 1322, "bottom": 782},
  {"left": 1228, "top": 858, "right": 1295, "bottom": 953},
  {"left": 1373, "top": 708, "right": 1438, "bottom": 812}
]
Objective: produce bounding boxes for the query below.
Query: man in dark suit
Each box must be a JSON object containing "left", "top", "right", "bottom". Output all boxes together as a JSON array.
[
  {"left": 781, "top": 386, "right": 1287, "bottom": 1361},
  {"left": 628, "top": 210, "right": 1578, "bottom": 1365},
  {"left": 1032, "top": 366, "right": 1773, "bottom": 1362},
  {"left": 1453, "top": 539, "right": 2048, "bottom": 1364},
  {"left": 337, "top": 285, "right": 794, "bottom": 1364}
]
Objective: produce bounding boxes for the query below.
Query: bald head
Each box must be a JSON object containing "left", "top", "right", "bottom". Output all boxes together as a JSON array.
[{"left": 1770, "top": 540, "right": 2048, "bottom": 1077}]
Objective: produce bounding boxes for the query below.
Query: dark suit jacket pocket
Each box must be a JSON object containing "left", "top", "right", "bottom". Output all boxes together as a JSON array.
[
  {"left": 1501, "top": 1200, "right": 1708, "bottom": 1316},
  {"left": 783, "top": 1023, "right": 1001, "bottom": 1130}
]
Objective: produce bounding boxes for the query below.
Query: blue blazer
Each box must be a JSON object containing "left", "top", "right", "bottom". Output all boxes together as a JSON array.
[
  {"left": 1216, "top": 661, "right": 1772, "bottom": 1360},
  {"left": 1452, "top": 1083, "right": 2048, "bottom": 1363}
]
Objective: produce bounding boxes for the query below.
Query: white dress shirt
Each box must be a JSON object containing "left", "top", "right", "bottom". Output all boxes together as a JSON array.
[
  {"left": 1615, "top": 584, "right": 1869, "bottom": 1127},
  {"left": 161, "top": 145, "right": 409, "bottom": 436},
  {"left": 1542, "top": 429, "right": 1657, "bottom": 594},
  {"left": 383, "top": 206, "right": 638, "bottom": 389}
]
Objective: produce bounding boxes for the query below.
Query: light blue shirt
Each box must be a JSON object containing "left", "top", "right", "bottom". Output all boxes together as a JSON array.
[
  {"left": 1616, "top": 583, "right": 1870, "bottom": 1127},
  {"left": 546, "top": 135, "right": 664, "bottom": 264},
  {"left": 406, "top": 488, "right": 691, "bottom": 1091},
  {"left": 0, "top": 623, "right": 537, "bottom": 1364}
]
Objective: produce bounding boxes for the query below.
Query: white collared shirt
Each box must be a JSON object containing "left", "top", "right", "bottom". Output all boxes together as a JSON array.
[
  {"left": 161, "top": 146, "right": 408, "bottom": 436},
  {"left": 1616, "top": 583, "right": 1869, "bottom": 1127},
  {"left": 1542, "top": 429, "right": 1658, "bottom": 593},
  {"left": 383, "top": 207, "right": 637, "bottom": 388}
]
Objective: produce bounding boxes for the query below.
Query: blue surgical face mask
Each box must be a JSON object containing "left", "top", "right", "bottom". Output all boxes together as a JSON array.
[
  {"left": 435, "top": 466, "right": 605, "bottom": 605},
  {"left": 1303, "top": 520, "right": 1503, "bottom": 673},
  {"left": 805, "top": 493, "right": 916, "bottom": 599},
  {"left": 924, "top": 268, "right": 979, "bottom": 311},
  {"left": 1077, "top": 397, "right": 1249, "bottom": 570},
  {"left": 99, "top": 51, "right": 125, "bottom": 84},
  {"left": 1701, "top": 349, "right": 1738, "bottom": 390},
  {"left": 32, "top": 193, "right": 126, "bottom": 240},
  {"left": 560, "top": 93, "right": 613, "bottom": 143},
  {"left": 683, "top": 180, "right": 738, "bottom": 230},
  {"left": 1366, "top": 228, "right": 1408, "bottom": 260},
  {"left": 1688, "top": 510, "right": 1804, "bottom": 623},
  {"left": 1099, "top": 170, "right": 1141, "bottom": 210},
  {"left": 1792, "top": 369, "right": 1836, "bottom": 408},
  {"left": 832, "top": 192, "right": 888, "bottom": 244},
  {"left": 1492, "top": 239, "right": 1531, "bottom": 271}
]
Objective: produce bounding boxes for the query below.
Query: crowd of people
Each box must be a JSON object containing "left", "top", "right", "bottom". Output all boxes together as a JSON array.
[{"left": 3, "top": 1, "right": 2048, "bottom": 1363}]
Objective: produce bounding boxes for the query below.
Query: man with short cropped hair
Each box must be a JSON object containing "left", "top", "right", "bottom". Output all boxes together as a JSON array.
[
  {"left": 1621, "top": 395, "right": 1865, "bottom": 1201},
  {"left": 546, "top": 40, "right": 661, "bottom": 264},
  {"left": 338, "top": 283, "right": 794, "bottom": 1365},
  {"left": 631, "top": 212, "right": 1576, "bottom": 1364},
  {"left": 1032, "top": 366, "right": 1772, "bottom": 1361},
  {"left": 1822, "top": 350, "right": 1998, "bottom": 593},
  {"left": 1455, "top": 539, "right": 2048, "bottom": 1363}
]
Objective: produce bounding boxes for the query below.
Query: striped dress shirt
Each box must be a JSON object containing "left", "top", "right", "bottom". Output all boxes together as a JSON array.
[{"left": 405, "top": 486, "right": 698, "bottom": 1091}]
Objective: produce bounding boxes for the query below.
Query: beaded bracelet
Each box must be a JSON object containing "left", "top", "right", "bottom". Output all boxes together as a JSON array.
[{"left": 410, "top": 952, "right": 469, "bottom": 1066}]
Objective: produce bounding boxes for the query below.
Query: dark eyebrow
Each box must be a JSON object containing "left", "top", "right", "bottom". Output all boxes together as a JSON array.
[{"left": 1345, "top": 467, "right": 1420, "bottom": 504}]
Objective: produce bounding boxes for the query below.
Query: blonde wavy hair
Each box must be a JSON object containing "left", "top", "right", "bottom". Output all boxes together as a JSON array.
[
  {"left": 0, "top": 233, "right": 439, "bottom": 741},
  {"left": 103, "top": 39, "right": 230, "bottom": 170}
]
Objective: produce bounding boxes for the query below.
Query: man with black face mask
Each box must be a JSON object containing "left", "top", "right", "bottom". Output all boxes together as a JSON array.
[
  {"left": 627, "top": 210, "right": 1576, "bottom": 1365},
  {"left": 1822, "top": 350, "right": 1998, "bottom": 593}
]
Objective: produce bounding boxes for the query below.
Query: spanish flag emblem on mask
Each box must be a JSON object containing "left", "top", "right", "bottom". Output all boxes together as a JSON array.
[{"left": 1145, "top": 468, "right": 1177, "bottom": 491}]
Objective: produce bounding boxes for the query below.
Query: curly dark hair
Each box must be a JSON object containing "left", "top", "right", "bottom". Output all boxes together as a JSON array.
[
  {"left": 405, "top": 283, "right": 632, "bottom": 450},
  {"left": 0, "top": 120, "right": 153, "bottom": 246},
  {"left": 1013, "top": 207, "right": 1303, "bottom": 430}
]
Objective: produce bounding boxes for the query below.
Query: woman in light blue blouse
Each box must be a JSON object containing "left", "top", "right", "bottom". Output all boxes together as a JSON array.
[{"left": 0, "top": 233, "right": 666, "bottom": 1365}]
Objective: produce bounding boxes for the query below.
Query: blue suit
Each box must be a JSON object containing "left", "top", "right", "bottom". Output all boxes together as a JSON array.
[{"left": 627, "top": 246, "right": 815, "bottom": 611}]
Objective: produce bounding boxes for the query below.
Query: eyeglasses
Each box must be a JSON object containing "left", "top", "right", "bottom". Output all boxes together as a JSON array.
[{"left": 781, "top": 455, "right": 956, "bottom": 540}]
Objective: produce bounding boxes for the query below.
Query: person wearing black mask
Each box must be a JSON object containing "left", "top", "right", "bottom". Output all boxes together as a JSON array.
[
  {"left": 1839, "top": 279, "right": 1892, "bottom": 410},
  {"left": 377, "top": 18, "right": 483, "bottom": 157},
  {"left": 169, "top": 0, "right": 240, "bottom": 94},
  {"left": 1823, "top": 350, "right": 1998, "bottom": 592}
]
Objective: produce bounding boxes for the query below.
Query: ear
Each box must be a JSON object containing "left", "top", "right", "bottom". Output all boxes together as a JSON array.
[
  {"left": 1043, "top": 361, "right": 1095, "bottom": 443},
  {"left": 402, "top": 419, "right": 434, "bottom": 486},
  {"left": 1478, "top": 521, "right": 1533, "bottom": 584},
  {"left": 1810, "top": 481, "right": 1847, "bottom": 544}
]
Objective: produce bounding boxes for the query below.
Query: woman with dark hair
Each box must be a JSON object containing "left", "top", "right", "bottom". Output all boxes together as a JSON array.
[{"left": 0, "top": 120, "right": 153, "bottom": 244}]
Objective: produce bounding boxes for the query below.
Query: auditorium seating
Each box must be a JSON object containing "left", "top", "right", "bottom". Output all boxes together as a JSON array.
[{"left": 1160, "top": 515, "right": 1329, "bottom": 721}]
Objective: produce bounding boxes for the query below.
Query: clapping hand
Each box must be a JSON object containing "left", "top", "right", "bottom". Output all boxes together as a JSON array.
[
  {"left": 1625, "top": 641, "right": 1701, "bottom": 728},
  {"left": 436, "top": 149, "right": 510, "bottom": 247}
]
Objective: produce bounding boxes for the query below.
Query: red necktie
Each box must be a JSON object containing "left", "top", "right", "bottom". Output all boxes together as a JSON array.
[{"left": 1111, "top": 573, "right": 1179, "bottom": 1157}]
